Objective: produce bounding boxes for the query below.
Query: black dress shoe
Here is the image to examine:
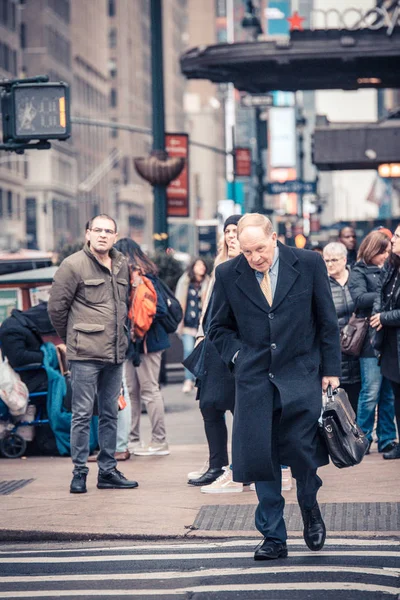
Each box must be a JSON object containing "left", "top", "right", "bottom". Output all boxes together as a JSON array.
[
  {"left": 97, "top": 468, "right": 138, "bottom": 489},
  {"left": 300, "top": 502, "right": 326, "bottom": 551},
  {"left": 188, "top": 467, "right": 224, "bottom": 486},
  {"left": 254, "top": 539, "right": 288, "bottom": 561},
  {"left": 379, "top": 441, "right": 397, "bottom": 454},
  {"left": 70, "top": 473, "right": 87, "bottom": 494},
  {"left": 383, "top": 443, "right": 400, "bottom": 460}
]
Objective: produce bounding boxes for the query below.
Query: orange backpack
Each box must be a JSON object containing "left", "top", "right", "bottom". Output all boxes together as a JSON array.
[{"left": 128, "top": 268, "right": 157, "bottom": 341}]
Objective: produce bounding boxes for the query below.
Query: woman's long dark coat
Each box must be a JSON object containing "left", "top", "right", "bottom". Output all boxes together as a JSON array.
[
  {"left": 372, "top": 262, "right": 400, "bottom": 373},
  {"left": 208, "top": 243, "right": 341, "bottom": 483},
  {"left": 197, "top": 289, "right": 235, "bottom": 412}
]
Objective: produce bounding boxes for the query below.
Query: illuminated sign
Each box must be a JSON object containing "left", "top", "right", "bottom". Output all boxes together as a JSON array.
[
  {"left": 234, "top": 147, "right": 252, "bottom": 177},
  {"left": 288, "top": 3, "right": 400, "bottom": 37},
  {"left": 165, "top": 133, "right": 189, "bottom": 218},
  {"left": 378, "top": 163, "right": 400, "bottom": 178},
  {"left": 1, "top": 82, "right": 71, "bottom": 142}
]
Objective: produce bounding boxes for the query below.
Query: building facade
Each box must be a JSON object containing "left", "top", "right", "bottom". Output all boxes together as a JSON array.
[{"left": 0, "top": 0, "right": 25, "bottom": 251}]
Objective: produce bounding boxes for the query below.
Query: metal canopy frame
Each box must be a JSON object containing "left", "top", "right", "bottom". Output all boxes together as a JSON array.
[{"left": 180, "top": 29, "right": 400, "bottom": 92}]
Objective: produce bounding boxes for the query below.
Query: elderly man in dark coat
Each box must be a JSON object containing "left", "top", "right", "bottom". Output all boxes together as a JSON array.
[{"left": 209, "top": 213, "right": 341, "bottom": 561}]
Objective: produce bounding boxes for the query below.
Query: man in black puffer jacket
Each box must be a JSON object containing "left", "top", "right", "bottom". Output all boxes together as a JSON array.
[{"left": 0, "top": 302, "right": 54, "bottom": 397}]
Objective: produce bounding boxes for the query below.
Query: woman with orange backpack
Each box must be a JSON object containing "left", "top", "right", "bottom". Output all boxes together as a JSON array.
[{"left": 114, "top": 238, "right": 171, "bottom": 457}]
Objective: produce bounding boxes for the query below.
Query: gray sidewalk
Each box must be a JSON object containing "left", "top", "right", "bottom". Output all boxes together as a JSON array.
[{"left": 0, "top": 384, "right": 399, "bottom": 542}]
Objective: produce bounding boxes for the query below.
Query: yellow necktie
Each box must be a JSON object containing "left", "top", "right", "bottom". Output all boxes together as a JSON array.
[{"left": 260, "top": 270, "right": 273, "bottom": 306}]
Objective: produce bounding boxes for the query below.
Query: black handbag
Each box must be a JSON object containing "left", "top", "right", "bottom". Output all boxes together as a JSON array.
[
  {"left": 182, "top": 338, "right": 206, "bottom": 379},
  {"left": 340, "top": 313, "right": 369, "bottom": 357},
  {"left": 320, "top": 386, "right": 369, "bottom": 469}
]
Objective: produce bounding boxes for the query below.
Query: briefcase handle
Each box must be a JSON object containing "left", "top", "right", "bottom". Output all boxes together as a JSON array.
[{"left": 326, "top": 384, "right": 338, "bottom": 400}]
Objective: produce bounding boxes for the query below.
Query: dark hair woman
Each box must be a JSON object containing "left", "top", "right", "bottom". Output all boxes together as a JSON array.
[
  {"left": 370, "top": 226, "right": 400, "bottom": 459},
  {"left": 175, "top": 258, "right": 210, "bottom": 393},
  {"left": 348, "top": 230, "right": 396, "bottom": 455},
  {"left": 114, "top": 238, "right": 170, "bottom": 458}
]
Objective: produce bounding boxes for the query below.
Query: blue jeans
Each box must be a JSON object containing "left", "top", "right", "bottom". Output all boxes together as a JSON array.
[
  {"left": 70, "top": 361, "right": 123, "bottom": 475},
  {"left": 357, "top": 357, "right": 396, "bottom": 450},
  {"left": 182, "top": 333, "right": 195, "bottom": 381}
]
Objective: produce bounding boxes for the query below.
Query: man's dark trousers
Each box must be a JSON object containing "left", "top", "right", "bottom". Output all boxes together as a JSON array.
[
  {"left": 70, "top": 361, "right": 123, "bottom": 475},
  {"left": 254, "top": 387, "right": 322, "bottom": 543}
]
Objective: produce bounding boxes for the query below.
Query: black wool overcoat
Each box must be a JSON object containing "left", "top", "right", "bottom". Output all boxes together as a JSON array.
[{"left": 208, "top": 243, "right": 341, "bottom": 483}]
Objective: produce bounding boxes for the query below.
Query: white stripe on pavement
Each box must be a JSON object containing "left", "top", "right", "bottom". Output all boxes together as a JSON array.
[
  {"left": 0, "top": 582, "right": 399, "bottom": 597},
  {"left": 1, "top": 537, "right": 399, "bottom": 555},
  {"left": 0, "top": 550, "right": 399, "bottom": 563},
  {"left": 1, "top": 565, "right": 399, "bottom": 584}
]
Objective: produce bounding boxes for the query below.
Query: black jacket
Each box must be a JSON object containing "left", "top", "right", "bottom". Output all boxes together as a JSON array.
[
  {"left": 372, "top": 262, "right": 400, "bottom": 376},
  {"left": 0, "top": 303, "right": 54, "bottom": 393},
  {"left": 348, "top": 260, "right": 382, "bottom": 358},
  {"left": 329, "top": 275, "right": 360, "bottom": 385}
]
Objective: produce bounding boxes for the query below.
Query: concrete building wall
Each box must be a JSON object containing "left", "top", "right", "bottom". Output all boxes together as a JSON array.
[
  {"left": 0, "top": 0, "right": 25, "bottom": 250},
  {"left": 20, "top": 0, "right": 78, "bottom": 251},
  {"left": 107, "top": 0, "right": 151, "bottom": 246},
  {"left": 185, "top": 0, "right": 226, "bottom": 222},
  {"left": 71, "top": 0, "right": 110, "bottom": 231}
]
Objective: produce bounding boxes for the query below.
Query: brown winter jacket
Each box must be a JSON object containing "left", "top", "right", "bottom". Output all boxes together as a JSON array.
[{"left": 48, "top": 244, "right": 129, "bottom": 363}]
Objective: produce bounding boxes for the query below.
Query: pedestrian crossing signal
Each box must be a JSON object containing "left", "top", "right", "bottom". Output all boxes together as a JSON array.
[{"left": 1, "top": 81, "right": 71, "bottom": 143}]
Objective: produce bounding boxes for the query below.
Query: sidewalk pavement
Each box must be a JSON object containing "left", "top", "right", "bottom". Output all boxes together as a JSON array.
[{"left": 0, "top": 384, "right": 399, "bottom": 542}]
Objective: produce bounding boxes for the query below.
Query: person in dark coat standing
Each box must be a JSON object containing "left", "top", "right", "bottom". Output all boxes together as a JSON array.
[
  {"left": 370, "top": 224, "right": 400, "bottom": 460},
  {"left": 187, "top": 214, "right": 242, "bottom": 490},
  {"left": 348, "top": 230, "right": 396, "bottom": 455},
  {"left": 323, "top": 242, "right": 361, "bottom": 414},
  {"left": 338, "top": 226, "right": 357, "bottom": 267},
  {"left": 208, "top": 213, "right": 341, "bottom": 561}
]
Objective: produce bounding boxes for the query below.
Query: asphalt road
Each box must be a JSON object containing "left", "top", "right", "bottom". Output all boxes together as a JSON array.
[{"left": 0, "top": 537, "right": 399, "bottom": 599}]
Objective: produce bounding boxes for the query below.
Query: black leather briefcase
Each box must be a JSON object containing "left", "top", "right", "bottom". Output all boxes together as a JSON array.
[{"left": 320, "top": 386, "right": 369, "bottom": 469}]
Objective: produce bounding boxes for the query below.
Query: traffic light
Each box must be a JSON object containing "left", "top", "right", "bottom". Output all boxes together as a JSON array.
[{"left": 1, "top": 78, "right": 71, "bottom": 148}]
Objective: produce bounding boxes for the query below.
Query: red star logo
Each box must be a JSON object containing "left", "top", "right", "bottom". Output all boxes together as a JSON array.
[{"left": 287, "top": 11, "right": 305, "bottom": 31}]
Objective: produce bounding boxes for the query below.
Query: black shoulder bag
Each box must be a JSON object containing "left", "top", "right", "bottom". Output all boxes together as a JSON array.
[{"left": 320, "top": 386, "right": 369, "bottom": 469}]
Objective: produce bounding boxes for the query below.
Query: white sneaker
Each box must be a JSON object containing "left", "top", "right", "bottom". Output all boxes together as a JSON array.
[
  {"left": 182, "top": 380, "right": 194, "bottom": 394},
  {"left": 127, "top": 441, "right": 144, "bottom": 453},
  {"left": 281, "top": 467, "right": 293, "bottom": 491},
  {"left": 187, "top": 459, "right": 209, "bottom": 480},
  {"left": 250, "top": 483, "right": 256, "bottom": 491},
  {"left": 201, "top": 467, "right": 243, "bottom": 494},
  {"left": 133, "top": 442, "right": 170, "bottom": 456}
]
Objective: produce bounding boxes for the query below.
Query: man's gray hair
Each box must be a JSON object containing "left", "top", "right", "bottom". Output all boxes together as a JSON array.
[{"left": 323, "top": 242, "right": 347, "bottom": 258}]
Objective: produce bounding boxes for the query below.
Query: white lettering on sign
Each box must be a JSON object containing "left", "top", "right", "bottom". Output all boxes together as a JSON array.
[{"left": 309, "top": 2, "right": 400, "bottom": 37}]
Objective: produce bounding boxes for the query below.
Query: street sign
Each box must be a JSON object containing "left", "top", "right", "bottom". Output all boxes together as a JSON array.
[
  {"left": 234, "top": 147, "right": 252, "bottom": 177},
  {"left": 266, "top": 180, "right": 317, "bottom": 195},
  {"left": 165, "top": 132, "right": 189, "bottom": 218},
  {"left": 240, "top": 93, "right": 274, "bottom": 108}
]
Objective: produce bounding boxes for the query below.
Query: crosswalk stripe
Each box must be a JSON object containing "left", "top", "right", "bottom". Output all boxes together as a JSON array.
[
  {"left": 0, "top": 538, "right": 398, "bottom": 555},
  {"left": 0, "top": 565, "right": 399, "bottom": 584},
  {"left": 0, "top": 550, "right": 398, "bottom": 563},
  {"left": 0, "top": 582, "right": 398, "bottom": 597}
]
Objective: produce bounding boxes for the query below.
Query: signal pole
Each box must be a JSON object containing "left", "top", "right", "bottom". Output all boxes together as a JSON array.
[{"left": 150, "top": 0, "right": 168, "bottom": 251}]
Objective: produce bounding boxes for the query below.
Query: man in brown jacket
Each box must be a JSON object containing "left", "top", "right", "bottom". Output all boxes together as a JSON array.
[{"left": 48, "top": 214, "right": 138, "bottom": 493}]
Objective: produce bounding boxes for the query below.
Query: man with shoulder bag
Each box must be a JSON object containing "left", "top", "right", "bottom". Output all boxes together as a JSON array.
[{"left": 209, "top": 214, "right": 341, "bottom": 560}]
